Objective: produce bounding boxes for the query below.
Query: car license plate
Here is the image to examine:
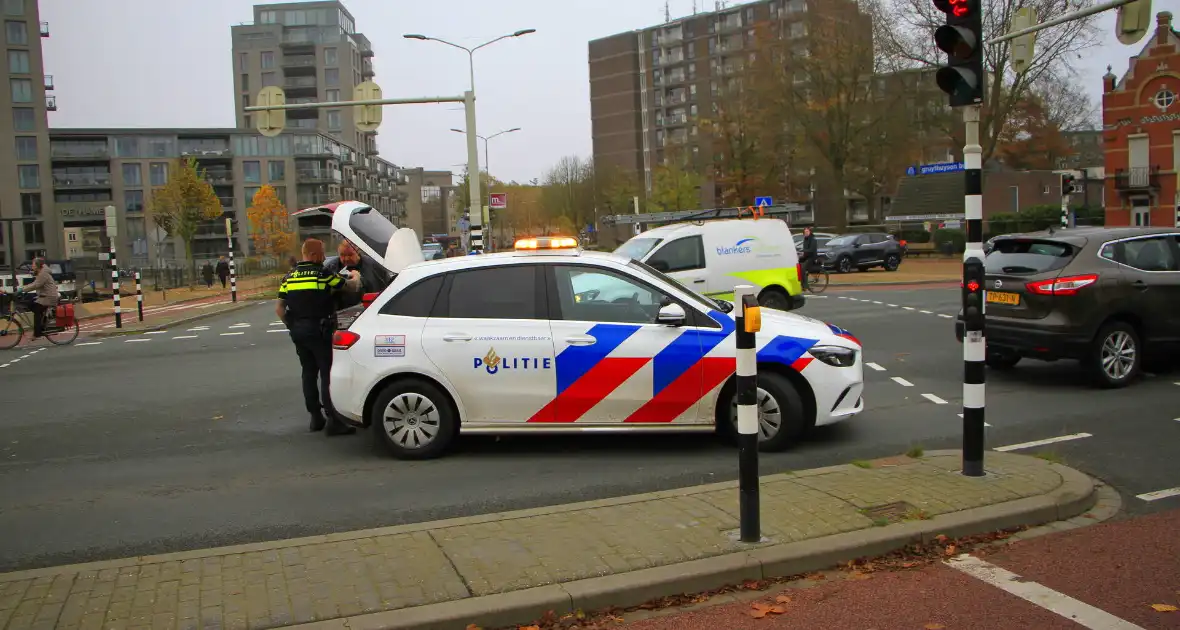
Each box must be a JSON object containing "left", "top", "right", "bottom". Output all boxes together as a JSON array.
[{"left": 986, "top": 291, "right": 1020, "bottom": 306}]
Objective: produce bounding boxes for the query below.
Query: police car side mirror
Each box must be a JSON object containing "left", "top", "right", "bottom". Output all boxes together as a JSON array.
[{"left": 656, "top": 303, "right": 686, "bottom": 326}]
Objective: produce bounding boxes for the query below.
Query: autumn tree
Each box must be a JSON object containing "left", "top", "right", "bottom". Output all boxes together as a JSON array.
[
  {"left": 993, "top": 94, "right": 1076, "bottom": 169},
  {"left": 867, "top": 0, "right": 1101, "bottom": 163},
  {"left": 649, "top": 149, "right": 704, "bottom": 212},
  {"left": 147, "top": 156, "right": 223, "bottom": 267},
  {"left": 540, "top": 155, "right": 596, "bottom": 230},
  {"left": 246, "top": 185, "right": 295, "bottom": 260},
  {"left": 594, "top": 162, "right": 643, "bottom": 216}
]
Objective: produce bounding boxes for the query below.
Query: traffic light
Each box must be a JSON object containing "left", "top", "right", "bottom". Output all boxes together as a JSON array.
[
  {"left": 934, "top": 0, "right": 985, "bottom": 107},
  {"left": 1061, "top": 173, "right": 1078, "bottom": 195}
]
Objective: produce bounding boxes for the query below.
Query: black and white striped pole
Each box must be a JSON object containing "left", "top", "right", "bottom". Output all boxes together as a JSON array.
[
  {"left": 225, "top": 217, "right": 238, "bottom": 303},
  {"left": 135, "top": 271, "right": 143, "bottom": 321},
  {"left": 961, "top": 105, "right": 986, "bottom": 478},
  {"left": 104, "top": 205, "right": 122, "bottom": 329},
  {"left": 1059, "top": 173, "right": 1075, "bottom": 229},
  {"left": 734, "top": 284, "right": 762, "bottom": 542}
]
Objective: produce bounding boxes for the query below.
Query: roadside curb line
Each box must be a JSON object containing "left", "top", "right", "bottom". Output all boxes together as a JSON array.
[
  {"left": 286, "top": 452, "right": 1098, "bottom": 630},
  {"left": 84, "top": 301, "right": 263, "bottom": 338}
]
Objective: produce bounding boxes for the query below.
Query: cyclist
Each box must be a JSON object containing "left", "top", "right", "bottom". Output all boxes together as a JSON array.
[
  {"left": 799, "top": 227, "right": 818, "bottom": 291},
  {"left": 20, "top": 257, "right": 59, "bottom": 338}
]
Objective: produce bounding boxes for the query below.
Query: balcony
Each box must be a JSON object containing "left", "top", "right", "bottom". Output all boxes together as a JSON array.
[
  {"left": 180, "top": 147, "right": 232, "bottom": 158},
  {"left": 39, "top": 21, "right": 48, "bottom": 37},
  {"left": 1114, "top": 166, "right": 1160, "bottom": 191},
  {"left": 51, "top": 144, "right": 109, "bottom": 160},
  {"left": 296, "top": 168, "right": 342, "bottom": 183},
  {"left": 284, "top": 76, "right": 317, "bottom": 96},
  {"left": 282, "top": 55, "right": 317, "bottom": 69},
  {"left": 43, "top": 75, "right": 53, "bottom": 91},
  {"left": 53, "top": 173, "right": 112, "bottom": 189},
  {"left": 297, "top": 194, "right": 336, "bottom": 207},
  {"left": 194, "top": 224, "right": 229, "bottom": 238},
  {"left": 361, "top": 64, "right": 375, "bottom": 78},
  {"left": 203, "top": 171, "right": 233, "bottom": 185},
  {"left": 360, "top": 47, "right": 374, "bottom": 58},
  {"left": 217, "top": 197, "right": 235, "bottom": 208},
  {"left": 45, "top": 95, "right": 56, "bottom": 111}
]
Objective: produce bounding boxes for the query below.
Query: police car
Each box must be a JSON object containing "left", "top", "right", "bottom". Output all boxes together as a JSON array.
[{"left": 324, "top": 202, "right": 865, "bottom": 460}]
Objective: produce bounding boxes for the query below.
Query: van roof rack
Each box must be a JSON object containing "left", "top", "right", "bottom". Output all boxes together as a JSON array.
[{"left": 601, "top": 203, "right": 809, "bottom": 226}]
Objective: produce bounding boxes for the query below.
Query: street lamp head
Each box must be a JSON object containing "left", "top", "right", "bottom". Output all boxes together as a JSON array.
[
  {"left": 513, "top": 29, "right": 537, "bottom": 37},
  {"left": 506, "top": 127, "right": 522, "bottom": 133},
  {"left": 450, "top": 128, "right": 465, "bottom": 134},
  {"left": 403, "top": 34, "right": 428, "bottom": 40}
]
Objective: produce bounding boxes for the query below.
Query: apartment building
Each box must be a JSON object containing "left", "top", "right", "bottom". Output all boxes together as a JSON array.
[
  {"left": 46, "top": 128, "right": 406, "bottom": 266},
  {"left": 588, "top": 0, "right": 871, "bottom": 210},
  {"left": 0, "top": 0, "right": 53, "bottom": 267},
  {"left": 231, "top": 1, "right": 378, "bottom": 157}
]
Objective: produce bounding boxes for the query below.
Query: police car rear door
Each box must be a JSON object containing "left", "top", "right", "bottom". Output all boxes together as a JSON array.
[
  {"left": 328, "top": 201, "right": 424, "bottom": 274},
  {"left": 420, "top": 264, "right": 558, "bottom": 424}
]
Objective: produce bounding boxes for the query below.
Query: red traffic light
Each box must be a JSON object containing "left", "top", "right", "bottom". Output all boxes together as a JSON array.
[
  {"left": 934, "top": 0, "right": 971, "bottom": 16},
  {"left": 967, "top": 280, "right": 980, "bottom": 292}
]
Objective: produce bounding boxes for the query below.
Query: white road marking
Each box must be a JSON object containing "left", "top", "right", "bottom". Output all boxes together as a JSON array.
[
  {"left": 838, "top": 296, "right": 850, "bottom": 300},
  {"left": 228, "top": 323, "right": 250, "bottom": 328},
  {"left": 921, "top": 393, "right": 949, "bottom": 404},
  {"left": 946, "top": 555, "right": 1145, "bottom": 630},
  {"left": 269, "top": 321, "right": 284, "bottom": 326},
  {"left": 871, "top": 300, "right": 883, "bottom": 304},
  {"left": 220, "top": 332, "right": 245, "bottom": 336},
  {"left": 903, "top": 306, "right": 915, "bottom": 311},
  {"left": 0, "top": 364, "right": 8, "bottom": 368},
  {"left": 810, "top": 295, "right": 828, "bottom": 299},
  {"left": 124, "top": 339, "right": 151, "bottom": 343},
  {"left": 938, "top": 314, "right": 953, "bottom": 318},
  {"left": 865, "top": 362, "right": 885, "bottom": 371},
  {"left": 74, "top": 342, "right": 102, "bottom": 347},
  {"left": 142, "top": 331, "right": 167, "bottom": 335},
  {"left": 886, "top": 303, "right": 898, "bottom": 307},
  {"left": 994, "top": 433, "right": 1092, "bottom": 452},
  {"left": 920, "top": 310, "right": 933, "bottom": 314},
  {"left": 266, "top": 329, "right": 287, "bottom": 333},
  {"left": 1135, "top": 487, "right": 1180, "bottom": 502},
  {"left": 172, "top": 335, "right": 198, "bottom": 340},
  {"left": 891, "top": 376, "right": 914, "bottom": 387},
  {"left": 8, "top": 359, "right": 18, "bottom": 363},
  {"left": 188, "top": 326, "right": 209, "bottom": 331}
]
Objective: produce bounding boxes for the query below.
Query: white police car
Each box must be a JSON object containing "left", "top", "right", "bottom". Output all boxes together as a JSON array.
[{"left": 324, "top": 202, "right": 865, "bottom": 460}]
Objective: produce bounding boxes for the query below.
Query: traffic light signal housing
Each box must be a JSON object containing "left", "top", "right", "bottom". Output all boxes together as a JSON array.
[
  {"left": 934, "top": 0, "right": 985, "bottom": 107},
  {"left": 1061, "top": 173, "right": 1078, "bottom": 195}
]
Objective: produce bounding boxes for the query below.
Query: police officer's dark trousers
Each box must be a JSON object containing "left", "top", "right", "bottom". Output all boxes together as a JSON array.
[{"left": 288, "top": 318, "right": 351, "bottom": 434}]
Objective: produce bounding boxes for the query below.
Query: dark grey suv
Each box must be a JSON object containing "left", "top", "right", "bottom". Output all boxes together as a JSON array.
[
  {"left": 819, "top": 233, "right": 904, "bottom": 274},
  {"left": 955, "top": 226, "right": 1180, "bottom": 388}
]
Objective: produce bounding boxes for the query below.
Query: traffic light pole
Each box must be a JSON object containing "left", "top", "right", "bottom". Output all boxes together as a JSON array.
[{"left": 961, "top": 105, "right": 986, "bottom": 478}]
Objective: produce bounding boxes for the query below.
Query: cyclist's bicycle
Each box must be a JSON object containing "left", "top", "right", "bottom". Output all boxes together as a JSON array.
[
  {"left": 0, "top": 293, "right": 79, "bottom": 350},
  {"left": 803, "top": 257, "right": 830, "bottom": 294}
]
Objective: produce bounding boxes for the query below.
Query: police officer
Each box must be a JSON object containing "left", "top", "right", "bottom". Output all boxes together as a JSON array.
[{"left": 276, "top": 238, "right": 361, "bottom": 435}]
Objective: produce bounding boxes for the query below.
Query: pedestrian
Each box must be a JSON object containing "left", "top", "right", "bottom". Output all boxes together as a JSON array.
[
  {"left": 201, "top": 261, "right": 214, "bottom": 289},
  {"left": 800, "top": 227, "right": 817, "bottom": 291},
  {"left": 288, "top": 255, "right": 298, "bottom": 270},
  {"left": 322, "top": 240, "right": 392, "bottom": 309},
  {"left": 276, "top": 238, "right": 362, "bottom": 435},
  {"left": 215, "top": 256, "right": 230, "bottom": 289},
  {"left": 21, "top": 257, "right": 59, "bottom": 338}
]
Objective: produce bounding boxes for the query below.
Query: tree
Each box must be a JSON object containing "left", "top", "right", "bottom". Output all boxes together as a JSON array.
[
  {"left": 246, "top": 185, "right": 295, "bottom": 260},
  {"left": 540, "top": 155, "right": 596, "bottom": 229},
  {"left": 993, "top": 94, "right": 1076, "bottom": 169},
  {"left": 649, "top": 154, "right": 704, "bottom": 211},
  {"left": 147, "top": 157, "right": 223, "bottom": 266},
  {"left": 594, "top": 162, "right": 643, "bottom": 216},
  {"left": 866, "top": 0, "right": 1101, "bottom": 163},
  {"left": 702, "top": 56, "right": 785, "bottom": 207}
]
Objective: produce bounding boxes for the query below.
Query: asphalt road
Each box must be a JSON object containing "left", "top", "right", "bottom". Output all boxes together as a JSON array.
[{"left": 0, "top": 286, "right": 1176, "bottom": 572}]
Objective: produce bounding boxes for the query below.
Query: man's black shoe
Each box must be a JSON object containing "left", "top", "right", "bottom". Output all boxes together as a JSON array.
[
  {"left": 325, "top": 423, "right": 356, "bottom": 436},
  {"left": 309, "top": 411, "right": 327, "bottom": 432}
]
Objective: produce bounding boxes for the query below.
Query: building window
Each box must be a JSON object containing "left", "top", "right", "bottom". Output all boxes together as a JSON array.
[
  {"left": 260, "top": 10, "right": 277, "bottom": 24},
  {"left": 7, "top": 48, "right": 27, "bottom": 73},
  {"left": 237, "top": 52, "right": 247, "bottom": 70},
  {"left": 268, "top": 160, "right": 285, "bottom": 182},
  {"left": 325, "top": 68, "right": 339, "bottom": 86},
  {"left": 20, "top": 192, "right": 39, "bottom": 216},
  {"left": 421, "top": 185, "right": 440, "bottom": 202},
  {"left": 114, "top": 136, "right": 139, "bottom": 157},
  {"left": 14, "top": 135, "right": 35, "bottom": 159},
  {"left": 260, "top": 51, "right": 275, "bottom": 69},
  {"left": 9, "top": 77, "right": 30, "bottom": 102},
  {"left": 242, "top": 94, "right": 249, "bottom": 109},
  {"left": 124, "top": 190, "right": 144, "bottom": 213},
  {"left": 4, "top": 20, "right": 23, "bottom": 44},
  {"left": 149, "top": 162, "right": 168, "bottom": 186},
  {"left": 122, "top": 163, "right": 142, "bottom": 186},
  {"left": 326, "top": 88, "right": 339, "bottom": 102},
  {"left": 326, "top": 109, "right": 341, "bottom": 130},
  {"left": 17, "top": 163, "right": 37, "bottom": 188},
  {"left": 244, "top": 186, "right": 260, "bottom": 205},
  {"left": 146, "top": 137, "right": 174, "bottom": 157},
  {"left": 23, "top": 221, "right": 44, "bottom": 245},
  {"left": 243, "top": 161, "right": 261, "bottom": 183},
  {"left": 244, "top": 114, "right": 251, "bottom": 128},
  {"left": 11, "top": 106, "right": 32, "bottom": 130},
  {"left": 240, "top": 73, "right": 249, "bottom": 91},
  {"left": 3, "top": 0, "right": 23, "bottom": 16},
  {"left": 324, "top": 47, "right": 337, "bottom": 65}
]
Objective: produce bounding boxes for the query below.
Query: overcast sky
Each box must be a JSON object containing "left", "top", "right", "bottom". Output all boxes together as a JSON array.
[{"left": 42, "top": 0, "right": 1139, "bottom": 184}]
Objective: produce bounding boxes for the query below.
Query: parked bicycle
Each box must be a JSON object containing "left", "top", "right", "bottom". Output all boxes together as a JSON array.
[
  {"left": 0, "top": 293, "right": 79, "bottom": 350},
  {"left": 804, "top": 256, "right": 829, "bottom": 294}
]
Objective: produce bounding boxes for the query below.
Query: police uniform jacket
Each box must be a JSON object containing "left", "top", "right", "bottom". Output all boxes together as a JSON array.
[{"left": 278, "top": 261, "right": 359, "bottom": 325}]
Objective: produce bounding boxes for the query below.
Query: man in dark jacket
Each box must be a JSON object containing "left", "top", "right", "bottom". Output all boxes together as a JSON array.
[
  {"left": 799, "top": 227, "right": 818, "bottom": 291},
  {"left": 215, "top": 257, "right": 230, "bottom": 289},
  {"left": 322, "top": 240, "right": 392, "bottom": 309}
]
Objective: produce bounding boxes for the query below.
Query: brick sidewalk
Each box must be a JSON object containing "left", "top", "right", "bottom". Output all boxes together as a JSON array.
[{"left": 0, "top": 451, "right": 1093, "bottom": 630}]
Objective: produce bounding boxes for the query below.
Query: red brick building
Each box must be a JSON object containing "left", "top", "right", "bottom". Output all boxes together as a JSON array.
[{"left": 1102, "top": 11, "right": 1179, "bottom": 227}]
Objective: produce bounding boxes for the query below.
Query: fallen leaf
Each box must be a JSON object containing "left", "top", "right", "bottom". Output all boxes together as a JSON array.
[
  {"left": 518, "top": 626, "right": 541, "bottom": 630},
  {"left": 464, "top": 625, "right": 482, "bottom": 630},
  {"left": 934, "top": 534, "right": 948, "bottom": 543},
  {"left": 775, "top": 595, "right": 792, "bottom": 604},
  {"left": 848, "top": 571, "right": 872, "bottom": 581},
  {"left": 901, "top": 562, "right": 918, "bottom": 568},
  {"left": 752, "top": 603, "right": 773, "bottom": 612},
  {"left": 944, "top": 544, "right": 957, "bottom": 556},
  {"left": 1150, "top": 604, "right": 1178, "bottom": 612},
  {"left": 748, "top": 608, "right": 768, "bottom": 619},
  {"left": 768, "top": 605, "right": 788, "bottom": 614},
  {"left": 924, "top": 624, "right": 946, "bottom": 629}
]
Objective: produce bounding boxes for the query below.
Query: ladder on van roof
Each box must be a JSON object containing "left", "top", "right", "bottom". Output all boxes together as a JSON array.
[{"left": 600, "top": 202, "right": 809, "bottom": 226}]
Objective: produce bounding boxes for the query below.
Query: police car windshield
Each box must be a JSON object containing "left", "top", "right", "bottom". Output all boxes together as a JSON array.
[
  {"left": 628, "top": 259, "right": 727, "bottom": 313},
  {"left": 614, "top": 237, "right": 662, "bottom": 261}
]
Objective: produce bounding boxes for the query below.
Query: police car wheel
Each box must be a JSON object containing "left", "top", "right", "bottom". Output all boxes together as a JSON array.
[
  {"left": 371, "top": 379, "right": 457, "bottom": 460},
  {"left": 725, "top": 372, "right": 805, "bottom": 452}
]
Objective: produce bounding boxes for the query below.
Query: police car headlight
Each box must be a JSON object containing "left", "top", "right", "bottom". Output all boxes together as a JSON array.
[{"left": 809, "top": 346, "right": 857, "bottom": 368}]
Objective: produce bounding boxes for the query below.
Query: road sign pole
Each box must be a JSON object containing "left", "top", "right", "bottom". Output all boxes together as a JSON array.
[
  {"left": 135, "top": 271, "right": 143, "bottom": 321},
  {"left": 961, "top": 105, "right": 986, "bottom": 478},
  {"left": 226, "top": 218, "right": 237, "bottom": 303},
  {"left": 734, "top": 284, "right": 761, "bottom": 543}
]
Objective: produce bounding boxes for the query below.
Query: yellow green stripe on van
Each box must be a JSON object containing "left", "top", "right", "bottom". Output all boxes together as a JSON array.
[{"left": 702, "top": 266, "right": 802, "bottom": 299}]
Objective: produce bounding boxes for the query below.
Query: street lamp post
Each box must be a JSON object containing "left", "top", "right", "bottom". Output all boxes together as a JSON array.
[
  {"left": 404, "top": 29, "right": 535, "bottom": 253},
  {"left": 450, "top": 127, "right": 520, "bottom": 181}
]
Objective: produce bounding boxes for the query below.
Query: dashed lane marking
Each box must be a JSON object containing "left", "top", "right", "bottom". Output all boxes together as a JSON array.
[
  {"left": 865, "top": 362, "right": 886, "bottom": 371},
  {"left": 75, "top": 342, "right": 102, "bottom": 347},
  {"left": 187, "top": 326, "right": 210, "bottom": 331},
  {"left": 124, "top": 339, "right": 151, "bottom": 343},
  {"left": 871, "top": 300, "right": 883, "bottom": 304},
  {"left": 902, "top": 306, "right": 915, "bottom": 311},
  {"left": 921, "top": 393, "right": 949, "bottom": 404},
  {"left": 172, "top": 335, "right": 198, "bottom": 340},
  {"left": 946, "top": 555, "right": 1146, "bottom": 630},
  {"left": 994, "top": 433, "right": 1092, "bottom": 452},
  {"left": 886, "top": 303, "right": 898, "bottom": 307},
  {"left": 266, "top": 329, "right": 287, "bottom": 333},
  {"left": 228, "top": 323, "right": 251, "bottom": 328},
  {"left": 269, "top": 321, "right": 284, "bottom": 326},
  {"left": 0, "top": 364, "right": 8, "bottom": 368},
  {"left": 143, "top": 331, "right": 167, "bottom": 335},
  {"left": 220, "top": 332, "right": 245, "bottom": 336},
  {"left": 891, "top": 376, "right": 914, "bottom": 387},
  {"left": 1135, "top": 487, "right": 1180, "bottom": 502},
  {"left": 920, "top": 309, "right": 933, "bottom": 314},
  {"left": 938, "top": 313, "right": 953, "bottom": 318}
]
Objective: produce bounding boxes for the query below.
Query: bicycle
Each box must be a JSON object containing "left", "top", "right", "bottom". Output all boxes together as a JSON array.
[
  {"left": 0, "top": 293, "right": 80, "bottom": 350},
  {"left": 803, "top": 257, "right": 830, "bottom": 294}
]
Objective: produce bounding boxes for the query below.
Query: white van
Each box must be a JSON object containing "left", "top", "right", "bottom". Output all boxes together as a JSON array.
[{"left": 614, "top": 218, "right": 805, "bottom": 310}]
